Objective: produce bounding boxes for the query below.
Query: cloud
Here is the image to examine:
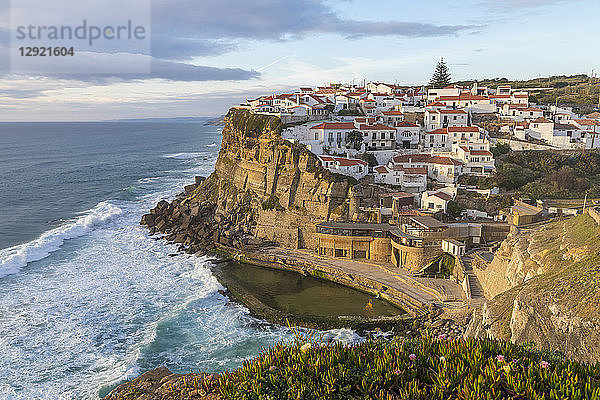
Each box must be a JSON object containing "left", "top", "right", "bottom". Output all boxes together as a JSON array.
[
  {"left": 0, "top": 88, "right": 46, "bottom": 98},
  {"left": 481, "top": 0, "right": 572, "bottom": 9},
  {"left": 150, "top": 0, "right": 480, "bottom": 59}
]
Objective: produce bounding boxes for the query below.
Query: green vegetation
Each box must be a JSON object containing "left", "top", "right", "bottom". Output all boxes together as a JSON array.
[
  {"left": 337, "top": 108, "right": 363, "bottom": 116},
  {"left": 490, "top": 142, "right": 511, "bottom": 158},
  {"left": 445, "top": 201, "right": 462, "bottom": 220},
  {"left": 347, "top": 130, "right": 364, "bottom": 150},
  {"left": 213, "top": 335, "right": 600, "bottom": 399},
  {"left": 422, "top": 253, "right": 455, "bottom": 278},
  {"left": 460, "top": 150, "right": 600, "bottom": 200},
  {"left": 359, "top": 152, "right": 378, "bottom": 167},
  {"left": 262, "top": 195, "right": 284, "bottom": 211},
  {"left": 429, "top": 58, "right": 451, "bottom": 89},
  {"left": 227, "top": 108, "right": 282, "bottom": 138}
]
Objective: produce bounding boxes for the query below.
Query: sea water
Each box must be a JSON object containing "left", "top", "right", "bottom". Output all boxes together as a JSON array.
[{"left": 0, "top": 120, "right": 363, "bottom": 400}]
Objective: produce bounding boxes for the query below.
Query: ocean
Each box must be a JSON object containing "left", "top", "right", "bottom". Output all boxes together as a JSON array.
[{"left": 0, "top": 120, "right": 359, "bottom": 399}]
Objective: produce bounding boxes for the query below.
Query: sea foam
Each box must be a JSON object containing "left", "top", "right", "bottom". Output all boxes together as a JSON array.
[{"left": 0, "top": 201, "right": 123, "bottom": 278}]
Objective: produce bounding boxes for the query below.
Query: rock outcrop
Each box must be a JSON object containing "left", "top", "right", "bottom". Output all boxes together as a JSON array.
[
  {"left": 104, "top": 367, "right": 221, "bottom": 400},
  {"left": 466, "top": 213, "right": 600, "bottom": 363},
  {"left": 141, "top": 108, "right": 385, "bottom": 253}
]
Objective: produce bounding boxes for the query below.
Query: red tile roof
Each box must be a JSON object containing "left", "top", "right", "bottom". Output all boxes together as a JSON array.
[
  {"left": 432, "top": 192, "right": 452, "bottom": 201},
  {"left": 447, "top": 126, "right": 479, "bottom": 132},
  {"left": 436, "top": 109, "right": 467, "bottom": 114},
  {"left": 427, "top": 128, "right": 448, "bottom": 135},
  {"left": 396, "top": 121, "right": 420, "bottom": 128},
  {"left": 531, "top": 117, "right": 552, "bottom": 124},
  {"left": 430, "top": 156, "right": 464, "bottom": 166},
  {"left": 381, "top": 110, "right": 404, "bottom": 115},
  {"left": 310, "top": 122, "right": 356, "bottom": 130},
  {"left": 375, "top": 166, "right": 389, "bottom": 173},
  {"left": 470, "top": 150, "right": 493, "bottom": 156}
]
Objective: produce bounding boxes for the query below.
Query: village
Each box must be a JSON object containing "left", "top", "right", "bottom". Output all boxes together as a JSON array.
[{"left": 232, "top": 75, "right": 600, "bottom": 305}]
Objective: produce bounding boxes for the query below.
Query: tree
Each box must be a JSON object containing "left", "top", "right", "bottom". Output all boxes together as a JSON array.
[
  {"left": 429, "top": 58, "right": 451, "bottom": 89},
  {"left": 346, "top": 130, "right": 363, "bottom": 150},
  {"left": 446, "top": 200, "right": 462, "bottom": 220}
]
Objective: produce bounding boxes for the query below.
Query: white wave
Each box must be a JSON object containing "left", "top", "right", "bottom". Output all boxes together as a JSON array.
[
  {"left": 162, "top": 152, "right": 205, "bottom": 160},
  {"left": 137, "top": 177, "right": 161, "bottom": 184},
  {"left": 320, "top": 328, "right": 364, "bottom": 344},
  {"left": 206, "top": 142, "right": 217, "bottom": 147},
  {"left": 0, "top": 202, "right": 123, "bottom": 279}
]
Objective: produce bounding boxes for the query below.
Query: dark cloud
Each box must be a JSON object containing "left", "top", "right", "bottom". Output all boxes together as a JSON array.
[
  {"left": 150, "top": 0, "right": 480, "bottom": 59},
  {"left": 4, "top": 59, "right": 258, "bottom": 83}
]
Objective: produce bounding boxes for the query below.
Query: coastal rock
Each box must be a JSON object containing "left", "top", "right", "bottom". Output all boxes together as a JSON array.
[
  {"left": 141, "top": 108, "right": 387, "bottom": 253},
  {"left": 104, "top": 367, "right": 221, "bottom": 400},
  {"left": 466, "top": 213, "right": 600, "bottom": 363}
]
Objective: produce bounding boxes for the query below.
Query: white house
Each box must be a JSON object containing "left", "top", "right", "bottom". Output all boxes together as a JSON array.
[
  {"left": 549, "top": 123, "right": 585, "bottom": 149},
  {"left": 426, "top": 86, "right": 461, "bottom": 103},
  {"left": 421, "top": 188, "right": 455, "bottom": 212},
  {"left": 318, "top": 155, "right": 368, "bottom": 179},
  {"left": 442, "top": 239, "right": 466, "bottom": 257},
  {"left": 424, "top": 109, "right": 468, "bottom": 131},
  {"left": 309, "top": 122, "right": 357, "bottom": 150},
  {"left": 378, "top": 110, "right": 404, "bottom": 126},
  {"left": 374, "top": 165, "right": 427, "bottom": 193},
  {"left": 436, "top": 93, "right": 495, "bottom": 113},
  {"left": 454, "top": 146, "right": 495, "bottom": 175},
  {"left": 359, "top": 123, "right": 397, "bottom": 150},
  {"left": 446, "top": 126, "right": 484, "bottom": 145},
  {"left": 395, "top": 121, "right": 421, "bottom": 149},
  {"left": 423, "top": 128, "right": 450, "bottom": 150},
  {"left": 528, "top": 117, "right": 554, "bottom": 140},
  {"left": 390, "top": 153, "right": 464, "bottom": 184}
]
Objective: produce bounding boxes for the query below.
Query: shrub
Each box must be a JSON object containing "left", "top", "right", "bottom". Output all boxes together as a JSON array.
[
  {"left": 262, "top": 195, "right": 284, "bottom": 211},
  {"left": 216, "top": 335, "right": 600, "bottom": 399}
]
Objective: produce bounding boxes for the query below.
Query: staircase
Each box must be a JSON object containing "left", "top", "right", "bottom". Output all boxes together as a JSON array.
[{"left": 461, "top": 254, "right": 486, "bottom": 304}]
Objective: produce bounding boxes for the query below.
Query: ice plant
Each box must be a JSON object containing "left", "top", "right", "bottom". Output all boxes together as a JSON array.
[
  {"left": 409, "top": 353, "right": 417, "bottom": 361},
  {"left": 540, "top": 360, "right": 549, "bottom": 369},
  {"left": 300, "top": 343, "right": 311, "bottom": 353},
  {"left": 496, "top": 354, "right": 505, "bottom": 362}
]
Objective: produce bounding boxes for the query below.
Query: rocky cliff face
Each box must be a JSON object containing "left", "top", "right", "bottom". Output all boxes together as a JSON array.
[
  {"left": 466, "top": 213, "right": 600, "bottom": 363},
  {"left": 142, "top": 108, "right": 384, "bottom": 253}
]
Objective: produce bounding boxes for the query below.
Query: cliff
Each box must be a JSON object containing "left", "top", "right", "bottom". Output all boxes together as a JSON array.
[
  {"left": 466, "top": 213, "right": 600, "bottom": 363},
  {"left": 141, "top": 108, "right": 385, "bottom": 253}
]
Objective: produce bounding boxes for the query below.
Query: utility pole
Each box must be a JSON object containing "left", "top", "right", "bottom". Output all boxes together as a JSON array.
[{"left": 583, "top": 190, "right": 588, "bottom": 214}]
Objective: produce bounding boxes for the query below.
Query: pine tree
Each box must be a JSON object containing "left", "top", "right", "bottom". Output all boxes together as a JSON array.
[{"left": 429, "top": 58, "right": 451, "bottom": 89}]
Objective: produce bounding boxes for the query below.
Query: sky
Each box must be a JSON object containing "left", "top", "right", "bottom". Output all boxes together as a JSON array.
[{"left": 0, "top": 0, "right": 599, "bottom": 121}]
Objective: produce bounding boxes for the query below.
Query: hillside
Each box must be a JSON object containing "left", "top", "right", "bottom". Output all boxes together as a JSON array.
[
  {"left": 466, "top": 212, "right": 600, "bottom": 363},
  {"left": 458, "top": 147, "right": 600, "bottom": 205},
  {"left": 455, "top": 74, "right": 600, "bottom": 110}
]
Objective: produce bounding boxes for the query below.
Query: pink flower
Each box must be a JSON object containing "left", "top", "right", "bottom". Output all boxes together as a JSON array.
[
  {"left": 540, "top": 361, "right": 549, "bottom": 369},
  {"left": 394, "top": 369, "right": 401, "bottom": 375},
  {"left": 496, "top": 355, "right": 505, "bottom": 362},
  {"left": 438, "top": 334, "right": 447, "bottom": 340},
  {"left": 409, "top": 353, "right": 417, "bottom": 361}
]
